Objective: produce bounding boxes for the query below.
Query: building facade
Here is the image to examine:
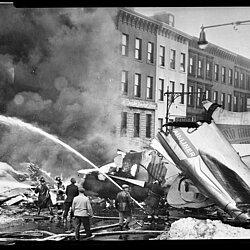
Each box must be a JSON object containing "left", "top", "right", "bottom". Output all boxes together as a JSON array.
[
  {"left": 155, "top": 19, "right": 189, "bottom": 133},
  {"left": 115, "top": 8, "right": 250, "bottom": 152},
  {"left": 187, "top": 37, "right": 250, "bottom": 121},
  {"left": 115, "top": 8, "right": 190, "bottom": 151},
  {"left": 116, "top": 8, "right": 158, "bottom": 152}
]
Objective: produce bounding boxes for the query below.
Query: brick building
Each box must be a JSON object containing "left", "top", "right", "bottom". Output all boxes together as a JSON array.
[
  {"left": 115, "top": 8, "right": 190, "bottom": 151},
  {"left": 154, "top": 15, "right": 189, "bottom": 131},
  {"left": 187, "top": 37, "right": 250, "bottom": 121},
  {"left": 114, "top": 8, "right": 250, "bottom": 152},
  {"left": 115, "top": 8, "right": 158, "bottom": 151}
]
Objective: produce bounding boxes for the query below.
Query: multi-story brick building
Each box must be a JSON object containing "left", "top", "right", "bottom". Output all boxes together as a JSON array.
[
  {"left": 115, "top": 8, "right": 190, "bottom": 151},
  {"left": 187, "top": 37, "right": 250, "bottom": 121},
  {"left": 115, "top": 8, "right": 158, "bottom": 152},
  {"left": 154, "top": 14, "right": 190, "bottom": 132},
  {"left": 114, "top": 8, "right": 250, "bottom": 151}
]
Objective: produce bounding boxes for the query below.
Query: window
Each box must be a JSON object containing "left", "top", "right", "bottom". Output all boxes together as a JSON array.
[
  {"left": 146, "top": 76, "right": 153, "bottom": 99},
  {"left": 121, "top": 34, "right": 128, "bottom": 56},
  {"left": 158, "top": 118, "right": 163, "bottom": 131},
  {"left": 180, "top": 83, "right": 185, "bottom": 104},
  {"left": 197, "top": 87, "right": 203, "bottom": 107},
  {"left": 170, "top": 81, "right": 175, "bottom": 92},
  {"left": 205, "top": 89, "right": 211, "bottom": 100},
  {"left": 198, "top": 58, "right": 204, "bottom": 77},
  {"left": 221, "top": 93, "right": 225, "bottom": 108},
  {"left": 228, "top": 94, "right": 232, "bottom": 111},
  {"left": 189, "top": 56, "right": 195, "bottom": 75},
  {"left": 222, "top": 66, "right": 226, "bottom": 83},
  {"left": 135, "top": 38, "right": 142, "bottom": 60},
  {"left": 159, "top": 46, "right": 165, "bottom": 67},
  {"left": 187, "top": 85, "right": 194, "bottom": 106},
  {"left": 121, "top": 70, "right": 128, "bottom": 95},
  {"left": 229, "top": 69, "right": 233, "bottom": 85},
  {"left": 170, "top": 49, "right": 176, "bottom": 69},
  {"left": 214, "top": 64, "right": 219, "bottom": 81},
  {"left": 180, "top": 53, "right": 185, "bottom": 72},
  {"left": 146, "top": 114, "right": 152, "bottom": 138},
  {"left": 235, "top": 71, "right": 239, "bottom": 88},
  {"left": 234, "top": 95, "right": 238, "bottom": 111},
  {"left": 134, "top": 73, "right": 141, "bottom": 97},
  {"left": 120, "top": 112, "right": 127, "bottom": 136},
  {"left": 240, "top": 73, "right": 245, "bottom": 89},
  {"left": 158, "top": 78, "right": 164, "bottom": 101},
  {"left": 240, "top": 96, "right": 244, "bottom": 111},
  {"left": 206, "top": 61, "right": 212, "bottom": 80},
  {"left": 134, "top": 113, "right": 140, "bottom": 137},
  {"left": 213, "top": 91, "right": 218, "bottom": 103},
  {"left": 170, "top": 81, "right": 175, "bottom": 102},
  {"left": 147, "top": 42, "right": 154, "bottom": 63}
]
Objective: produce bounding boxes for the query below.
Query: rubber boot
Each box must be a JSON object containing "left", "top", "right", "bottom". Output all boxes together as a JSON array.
[
  {"left": 124, "top": 222, "right": 130, "bottom": 230},
  {"left": 37, "top": 208, "right": 41, "bottom": 216},
  {"left": 49, "top": 207, "right": 54, "bottom": 216}
]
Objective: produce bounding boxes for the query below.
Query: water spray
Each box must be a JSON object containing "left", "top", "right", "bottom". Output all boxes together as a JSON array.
[{"left": 0, "top": 115, "right": 144, "bottom": 210}]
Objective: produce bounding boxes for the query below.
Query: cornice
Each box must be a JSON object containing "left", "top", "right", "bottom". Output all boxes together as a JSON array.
[
  {"left": 118, "top": 8, "right": 189, "bottom": 43},
  {"left": 118, "top": 8, "right": 159, "bottom": 34},
  {"left": 118, "top": 8, "right": 250, "bottom": 69}
]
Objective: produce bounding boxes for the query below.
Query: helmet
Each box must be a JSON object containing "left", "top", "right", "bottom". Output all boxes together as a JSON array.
[
  {"left": 55, "top": 176, "right": 62, "bottom": 182},
  {"left": 39, "top": 177, "right": 45, "bottom": 183},
  {"left": 122, "top": 184, "right": 129, "bottom": 189}
]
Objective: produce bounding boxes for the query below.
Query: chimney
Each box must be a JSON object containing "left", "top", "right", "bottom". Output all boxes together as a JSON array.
[{"left": 151, "top": 12, "right": 175, "bottom": 27}]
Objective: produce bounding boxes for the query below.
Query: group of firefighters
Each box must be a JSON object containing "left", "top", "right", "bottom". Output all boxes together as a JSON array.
[
  {"left": 34, "top": 174, "right": 165, "bottom": 240},
  {"left": 34, "top": 176, "right": 78, "bottom": 222}
]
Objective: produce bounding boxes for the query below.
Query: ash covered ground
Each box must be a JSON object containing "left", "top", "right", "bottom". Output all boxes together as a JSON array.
[
  {"left": 1, "top": 203, "right": 250, "bottom": 240},
  {"left": 0, "top": 161, "right": 250, "bottom": 240}
]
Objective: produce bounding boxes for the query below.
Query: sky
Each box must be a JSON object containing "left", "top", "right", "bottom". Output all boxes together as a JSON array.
[{"left": 134, "top": 7, "right": 250, "bottom": 58}]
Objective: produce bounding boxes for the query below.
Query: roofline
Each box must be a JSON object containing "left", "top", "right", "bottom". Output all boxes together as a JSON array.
[{"left": 120, "top": 7, "right": 192, "bottom": 40}]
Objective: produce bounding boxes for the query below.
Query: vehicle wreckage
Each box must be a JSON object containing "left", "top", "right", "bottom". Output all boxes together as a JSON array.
[{"left": 78, "top": 100, "right": 250, "bottom": 225}]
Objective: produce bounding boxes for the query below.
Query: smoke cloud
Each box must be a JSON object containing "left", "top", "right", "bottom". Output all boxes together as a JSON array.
[{"left": 0, "top": 6, "right": 122, "bottom": 178}]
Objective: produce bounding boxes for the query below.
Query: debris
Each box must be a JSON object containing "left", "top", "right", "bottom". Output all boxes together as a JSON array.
[
  {"left": 5, "top": 194, "right": 27, "bottom": 206},
  {"left": 157, "top": 217, "right": 250, "bottom": 239}
]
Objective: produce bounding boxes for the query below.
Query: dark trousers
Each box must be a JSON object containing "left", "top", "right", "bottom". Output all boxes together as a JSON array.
[
  {"left": 63, "top": 202, "right": 73, "bottom": 219},
  {"left": 118, "top": 211, "right": 131, "bottom": 227},
  {"left": 75, "top": 216, "right": 92, "bottom": 240}
]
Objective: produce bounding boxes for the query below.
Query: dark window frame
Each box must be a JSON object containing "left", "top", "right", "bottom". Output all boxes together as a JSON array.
[{"left": 134, "top": 113, "right": 140, "bottom": 137}]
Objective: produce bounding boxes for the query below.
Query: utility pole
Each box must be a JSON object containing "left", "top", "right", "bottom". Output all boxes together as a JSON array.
[{"left": 164, "top": 89, "right": 205, "bottom": 132}]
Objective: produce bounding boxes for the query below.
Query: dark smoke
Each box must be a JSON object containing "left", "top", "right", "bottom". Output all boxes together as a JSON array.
[{"left": 0, "top": 6, "right": 122, "bottom": 178}]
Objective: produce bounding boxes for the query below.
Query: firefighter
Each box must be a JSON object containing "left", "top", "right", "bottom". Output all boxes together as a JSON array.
[
  {"left": 35, "top": 177, "right": 54, "bottom": 216},
  {"left": 54, "top": 176, "right": 65, "bottom": 217},
  {"left": 144, "top": 179, "right": 165, "bottom": 223},
  {"left": 115, "top": 184, "right": 134, "bottom": 230}
]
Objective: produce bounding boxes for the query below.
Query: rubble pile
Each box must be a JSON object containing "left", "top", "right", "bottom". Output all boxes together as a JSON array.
[
  {"left": 0, "top": 205, "right": 32, "bottom": 228},
  {"left": 157, "top": 217, "right": 250, "bottom": 239}
]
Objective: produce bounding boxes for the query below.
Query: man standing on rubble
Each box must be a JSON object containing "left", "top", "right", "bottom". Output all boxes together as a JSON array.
[
  {"left": 35, "top": 177, "right": 54, "bottom": 216},
  {"left": 115, "top": 184, "right": 134, "bottom": 230},
  {"left": 71, "top": 186, "right": 94, "bottom": 240},
  {"left": 144, "top": 179, "right": 165, "bottom": 222},
  {"left": 63, "top": 177, "right": 79, "bottom": 222}
]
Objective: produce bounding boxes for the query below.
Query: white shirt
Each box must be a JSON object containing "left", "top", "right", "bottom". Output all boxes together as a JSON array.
[{"left": 72, "top": 193, "right": 93, "bottom": 217}]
